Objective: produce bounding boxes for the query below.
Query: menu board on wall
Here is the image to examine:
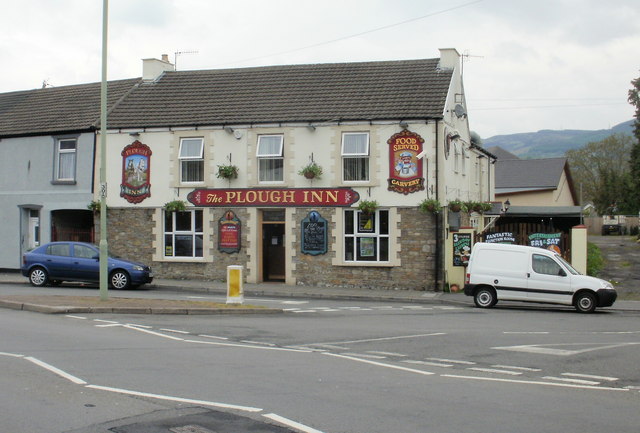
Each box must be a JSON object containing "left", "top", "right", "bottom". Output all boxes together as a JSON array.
[
  {"left": 218, "top": 210, "right": 241, "bottom": 253},
  {"left": 453, "top": 233, "right": 472, "bottom": 267},
  {"left": 301, "top": 211, "right": 327, "bottom": 255}
]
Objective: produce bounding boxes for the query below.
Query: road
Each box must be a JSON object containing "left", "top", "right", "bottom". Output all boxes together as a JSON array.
[{"left": 1, "top": 284, "right": 639, "bottom": 433}]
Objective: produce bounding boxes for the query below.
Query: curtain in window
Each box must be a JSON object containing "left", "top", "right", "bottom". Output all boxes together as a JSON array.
[{"left": 58, "top": 153, "right": 75, "bottom": 180}]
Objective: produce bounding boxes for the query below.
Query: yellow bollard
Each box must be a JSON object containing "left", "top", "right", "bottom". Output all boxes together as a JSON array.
[{"left": 226, "top": 265, "right": 244, "bottom": 304}]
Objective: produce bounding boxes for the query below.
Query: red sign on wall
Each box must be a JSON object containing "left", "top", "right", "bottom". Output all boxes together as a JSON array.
[
  {"left": 188, "top": 188, "right": 360, "bottom": 207},
  {"left": 387, "top": 130, "right": 425, "bottom": 195},
  {"left": 120, "top": 140, "right": 152, "bottom": 204}
]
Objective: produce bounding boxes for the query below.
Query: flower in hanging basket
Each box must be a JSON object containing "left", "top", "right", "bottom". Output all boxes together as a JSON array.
[
  {"left": 448, "top": 199, "right": 463, "bottom": 212},
  {"left": 87, "top": 200, "right": 102, "bottom": 213},
  {"left": 298, "top": 161, "right": 323, "bottom": 180},
  {"left": 217, "top": 164, "right": 239, "bottom": 180},
  {"left": 164, "top": 200, "right": 187, "bottom": 213},
  {"left": 418, "top": 198, "right": 441, "bottom": 214},
  {"left": 358, "top": 199, "right": 379, "bottom": 215}
]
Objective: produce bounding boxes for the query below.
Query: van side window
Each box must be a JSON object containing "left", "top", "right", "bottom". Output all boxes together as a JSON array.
[{"left": 532, "top": 254, "right": 563, "bottom": 276}]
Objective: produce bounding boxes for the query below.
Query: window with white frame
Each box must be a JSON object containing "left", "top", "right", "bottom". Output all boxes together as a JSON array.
[
  {"left": 179, "top": 138, "right": 204, "bottom": 183},
  {"left": 342, "top": 132, "right": 369, "bottom": 182},
  {"left": 344, "top": 209, "right": 389, "bottom": 262},
  {"left": 164, "top": 209, "right": 203, "bottom": 258},
  {"left": 55, "top": 138, "right": 77, "bottom": 181},
  {"left": 257, "top": 135, "right": 284, "bottom": 182}
]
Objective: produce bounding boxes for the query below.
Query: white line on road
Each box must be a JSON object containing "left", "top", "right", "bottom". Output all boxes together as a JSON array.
[
  {"left": 159, "top": 328, "right": 190, "bottom": 334},
  {"left": 426, "top": 357, "right": 476, "bottom": 365},
  {"left": 562, "top": 372, "right": 619, "bottom": 381},
  {"left": 65, "top": 315, "right": 87, "bottom": 320},
  {"left": 442, "top": 374, "right": 629, "bottom": 392},
  {"left": 492, "top": 365, "right": 542, "bottom": 372},
  {"left": 86, "top": 384, "right": 263, "bottom": 412},
  {"left": 199, "top": 334, "right": 229, "bottom": 340},
  {"left": 25, "top": 357, "right": 87, "bottom": 385},
  {"left": 467, "top": 367, "right": 523, "bottom": 376},
  {"left": 124, "top": 325, "right": 185, "bottom": 341},
  {"left": 0, "top": 351, "right": 24, "bottom": 358},
  {"left": 367, "top": 351, "right": 407, "bottom": 357},
  {"left": 263, "top": 413, "right": 325, "bottom": 433},
  {"left": 402, "top": 360, "right": 453, "bottom": 368},
  {"left": 340, "top": 353, "right": 387, "bottom": 359},
  {"left": 184, "top": 339, "right": 311, "bottom": 353},
  {"left": 503, "top": 331, "right": 549, "bottom": 334},
  {"left": 241, "top": 340, "right": 276, "bottom": 346},
  {"left": 93, "top": 319, "right": 119, "bottom": 324},
  {"left": 542, "top": 376, "right": 601, "bottom": 386},
  {"left": 323, "top": 332, "right": 446, "bottom": 345},
  {"left": 493, "top": 342, "right": 640, "bottom": 356},
  {"left": 94, "top": 323, "right": 124, "bottom": 328},
  {"left": 324, "top": 353, "right": 435, "bottom": 376}
]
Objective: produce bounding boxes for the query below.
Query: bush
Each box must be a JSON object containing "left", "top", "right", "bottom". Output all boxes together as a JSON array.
[{"left": 586, "top": 242, "right": 604, "bottom": 277}]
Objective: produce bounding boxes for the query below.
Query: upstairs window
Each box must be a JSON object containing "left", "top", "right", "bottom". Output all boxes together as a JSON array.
[
  {"left": 342, "top": 132, "right": 369, "bottom": 182},
  {"left": 179, "top": 138, "right": 204, "bottom": 183},
  {"left": 257, "top": 135, "right": 284, "bottom": 182},
  {"left": 55, "top": 138, "right": 77, "bottom": 181}
]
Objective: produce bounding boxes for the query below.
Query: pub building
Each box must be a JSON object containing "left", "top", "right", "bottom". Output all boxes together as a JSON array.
[{"left": 98, "top": 48, "right": 494, "bottom": 291}]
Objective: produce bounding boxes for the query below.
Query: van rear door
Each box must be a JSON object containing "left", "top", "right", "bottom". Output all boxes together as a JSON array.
[{"left": 527, "top": 253, "right": 573, "bottom": 304}]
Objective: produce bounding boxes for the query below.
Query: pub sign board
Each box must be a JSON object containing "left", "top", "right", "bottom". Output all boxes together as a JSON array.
[
  {"left": 121, "top": 140, "right": 152, "bottom": 204},
  {"left": 188, "top": 188, "right": 360, "bottom": 207},
  {"left": 218, "top": 210, "right": 241, "bottom": 253},
  {"left": 301, "top": 211, "right": 327, "bottom": 255},
  {"left": 453, "top": 233, "right": 472, "bottom": 266},
  {"left": 528, "top": 232, "right": 562, "bottom": 254},
  {"left": 387, "top": 130, "right": 425, "bottom": 195}
]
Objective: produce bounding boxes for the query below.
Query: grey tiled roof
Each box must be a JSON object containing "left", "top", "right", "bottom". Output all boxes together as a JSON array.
[
  {"left": 0, "top": 79, "right": 139, "bottom": 137},
  {"left": 487, "top": 146, "right": 519, "bottom": 160},
  {"left": 106, "top": 58, "right": 453, "bottom": 129},
  {"left": 495, "top": 157, "right": 568, "bottom": 189}
]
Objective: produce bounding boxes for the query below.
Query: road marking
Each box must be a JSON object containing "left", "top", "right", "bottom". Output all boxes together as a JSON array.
[
  {"left": 441, "top": 374, "right": 629, "bottom": 392},
  {"left": 323, "top": 332, "right": 446, "bottom": 345},
  {"left": 65, "top": 315, "right": 87, "bottom": 320},
  {"left": 503, "top": 331, "right": 549, "bottom": 334},
  {"left": 492, "top": 365, "right": 541, "bottom": 372},
  {"left": 562, "top": 372, "right": 618, "bottom": 381},
  {"left": 184, "top": 339, "right": 311, "bottom": 353},
  {"left": 95, "top": 323, "right": 123, "bottom": 328},
  {"left": 126, "top": 323, "right": 152, "bottom": 329},
  {"left": 325, "top": 353, "right": 435, "bottom": 376},
  {"left": 367, "top": 351, "right": 407, "bottom": 357},
  {"left": 493, "top": 342, "right": 640, "bottom": 356},
  {"left": 241, "top": 340, "right": 276, "bottom": 346},
  {"left": 403, "top": 360, "right": 453, "bottom": 368},
  {"left": 281, "top": 301, "right": 310, "bottom": 305},
  {"left": 199, "top": 334, "right": 229, "bottom": 340},
  {"left": 542, "top": 376, "right": 601, "bottom": 386},
  {"left": 93, "top": 319, "right": 119, "bottom": 324},
  {"left": 426, "top": 357, "right": 476, "bottom": 365},
  {"left": 340, "top": 352, "right": 387, "bottom": 359},
  {"left": 468, "top": 367, "right": 523, "bottom": 376},
  {"left": 263, "top": 413, "right": 325, "bottom": 433},
  {"left": 310, "top": 344, "right": 349, "bottom": 350},
  {"left": 25, "top": 356, "right": 87, "bottom": 385},
  {"left": 124, "top": 325, "right": 185, "bottom": 341},
  {"left": 86, "top": 384, "right": 263, "bottom": 412},
  {"left": 160, "top": 328, "right": 190, "bottom": 334},
  {"left": 0, "top": 351, "right": 24, "bottom": 358}
]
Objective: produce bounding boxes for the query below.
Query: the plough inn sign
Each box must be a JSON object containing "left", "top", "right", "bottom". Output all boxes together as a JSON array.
[{"left": 187, "top": 188, "right": 360, "bottom": 207}]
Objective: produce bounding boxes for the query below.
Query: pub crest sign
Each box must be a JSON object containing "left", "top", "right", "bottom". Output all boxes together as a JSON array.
[
  {"left": 387, "top": 130, "right": 425, "bottom": 195},
  {"left": 120, "top": 140, "right": 152, "bottom": 204}
]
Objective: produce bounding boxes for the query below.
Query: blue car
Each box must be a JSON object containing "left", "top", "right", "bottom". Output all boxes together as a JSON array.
[{"left": 21, "top": 242, "right": 153, "bottom": 289}]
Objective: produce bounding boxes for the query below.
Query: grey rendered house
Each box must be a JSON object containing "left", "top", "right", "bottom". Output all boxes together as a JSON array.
[{"left": 0, "top": 79, "right": 138, "bottom": 269}]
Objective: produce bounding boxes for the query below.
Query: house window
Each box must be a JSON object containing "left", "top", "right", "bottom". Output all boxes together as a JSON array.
[
  {"left": 344, "top": 209, "right": 389, "bottom": 262},
  {"left": 257, "top": 135, "right": 284, "bottom": 182},
  {"left": 342, "top": 132, "right": 369, "bottom": 181},
  {"left": 179, "top": 138, "right": 204, "bottom": 183},
  {"left": 55, "top": 138, "right": 77, "bottom": 181},
  {"left": 164, "top": 209, "right": 203, "bottom": 257}
]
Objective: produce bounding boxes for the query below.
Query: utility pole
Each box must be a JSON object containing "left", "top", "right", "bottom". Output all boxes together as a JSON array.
[{"left": 99, "top": 0, "right": 109, "bottom": 300}]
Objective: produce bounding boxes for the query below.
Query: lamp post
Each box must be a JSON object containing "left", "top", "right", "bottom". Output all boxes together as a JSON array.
[{"left": 99, "top": 0, "right": 109, "bottom": 301}]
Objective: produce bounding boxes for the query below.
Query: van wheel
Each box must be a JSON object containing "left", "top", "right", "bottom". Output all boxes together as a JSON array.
[
  {"left": 574, "top": 292, "right": 597, "bottom": 313},
  {"left": 474, "top": 287, "right": 497, "bottom": 308}
]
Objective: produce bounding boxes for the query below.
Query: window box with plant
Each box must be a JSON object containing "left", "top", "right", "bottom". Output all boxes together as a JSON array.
[
  {"left": 298, "top": 161, "right": 323, "bottom": 180},
  {"left": 448, "top": 199, "right": 463, "bottom": 212},
  {"left": 419, "top": 198, "right": 441, "bottom": 214}
]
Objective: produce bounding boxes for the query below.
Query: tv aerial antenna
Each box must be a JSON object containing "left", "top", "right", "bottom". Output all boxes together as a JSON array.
[
  {"left": 461, "top": 49, "right": 483, "bottom": 78},
  {"left": 174, "top": 50, "right": 199, "bottom": 71}
]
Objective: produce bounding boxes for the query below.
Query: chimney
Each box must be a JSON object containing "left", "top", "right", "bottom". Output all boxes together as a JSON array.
[
  {"left": 142, "top": 54, "right": 174, "bottom": 81},
  {"left": 438, "top": 48, "right": 460, "bottom": 70}
]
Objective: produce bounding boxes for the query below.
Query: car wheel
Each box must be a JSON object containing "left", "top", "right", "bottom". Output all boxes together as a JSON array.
[
  {"left": 474, "top": 287, "right": 497, "bottom": 308},
  {"left": 574, "top": 291, "right": 597, "bottom": 313},
  {"left": 29, "top": 267, "right": 49, "bottom": 287},
  {"left": 110, "top": 270, "right": 130, "bottom": 289}
]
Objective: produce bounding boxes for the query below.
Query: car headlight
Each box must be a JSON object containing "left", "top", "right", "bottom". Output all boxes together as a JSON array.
[{"left": 132, "top": 265, "right": 144, "bottom": 271}]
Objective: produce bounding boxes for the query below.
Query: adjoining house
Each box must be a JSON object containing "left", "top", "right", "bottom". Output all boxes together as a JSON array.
[{"left": 0, "top": 79, "right": 139, "bottom": 269}]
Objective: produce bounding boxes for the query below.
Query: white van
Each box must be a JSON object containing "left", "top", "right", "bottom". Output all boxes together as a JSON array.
[{"left": 463, "top": 243, "right": 617, "bottom": 313}]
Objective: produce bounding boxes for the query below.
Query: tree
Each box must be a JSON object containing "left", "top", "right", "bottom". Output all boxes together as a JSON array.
[
  {"left": 566, "top": 133, "right": 633, "bottom": 207},
  {"left": 627, "top": 74, "right": 640, "bottom": 212}
]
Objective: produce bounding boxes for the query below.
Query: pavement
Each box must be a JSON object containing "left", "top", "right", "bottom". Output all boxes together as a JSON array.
[{"left": 1, "top": 271, "right": 639, "bottom": 314}]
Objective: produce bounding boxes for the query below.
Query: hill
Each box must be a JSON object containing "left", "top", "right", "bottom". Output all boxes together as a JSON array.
[{"left": 482, "top": 120, "right": 634, "bottom": 159}]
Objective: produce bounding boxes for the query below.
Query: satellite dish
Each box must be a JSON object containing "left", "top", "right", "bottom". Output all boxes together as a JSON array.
[
  {"left": 454, "top": 104, "right": 466, "bottom": 118},
  {"left": 233, "top": 129, "right": 243, "bottom": 139}
]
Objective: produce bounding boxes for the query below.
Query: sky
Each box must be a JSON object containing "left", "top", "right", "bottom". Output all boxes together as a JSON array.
[{"left": 1, "top": 0, "right": 638, "bottom": 138}]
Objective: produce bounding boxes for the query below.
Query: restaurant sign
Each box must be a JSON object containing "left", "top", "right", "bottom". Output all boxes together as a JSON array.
[
  {"left": 387, "top": 130, "right": 425, "bottom": 195},
  {"left": 120, "top": 140, "right": 152, "bottom": 204},
  {"left": 187, "top": 188, "right": 360, "bottom": 207}
]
